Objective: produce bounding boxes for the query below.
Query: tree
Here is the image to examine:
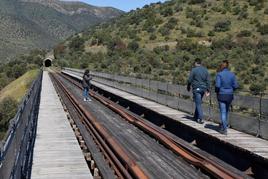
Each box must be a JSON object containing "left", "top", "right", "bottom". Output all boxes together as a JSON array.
[{"left": 69, "top": 36, "right": 85, "bottom": 51}]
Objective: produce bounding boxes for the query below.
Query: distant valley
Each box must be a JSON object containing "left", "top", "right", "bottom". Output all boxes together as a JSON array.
[{"left": 0, "top": 0, "right": 123, "bottom": 61}]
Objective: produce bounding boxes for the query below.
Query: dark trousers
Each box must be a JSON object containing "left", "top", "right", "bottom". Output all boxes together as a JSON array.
[
  {"left": 193, "top": 91, "right": 204, "bottom": 120},
  {"left": 83, "top": 87, "right": 89, "bottom": 99},
  {"left": 219, "top": 101, "right": 231, "bottom": 131}
]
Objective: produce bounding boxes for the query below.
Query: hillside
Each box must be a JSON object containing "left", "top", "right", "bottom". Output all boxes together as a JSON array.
[
  {"left": 0, "top": 0, "right": 123, "bottom": 61},
  {"left": 0, "top": 69, "right": 39, "bottom": 139},
  {"left": 54, "top": 0, "right": 268, "bottom": 94}
]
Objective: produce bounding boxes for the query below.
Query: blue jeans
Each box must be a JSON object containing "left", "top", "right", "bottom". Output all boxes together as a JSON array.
[
  {"left": 193, "top": 91, "right": 204, "bottom": 120},
  {"left": 219, "top": 101, "right": 231, "bottom": 131},
  {"left": 83, "top": 87, "right": 89, "bottom": 99}
]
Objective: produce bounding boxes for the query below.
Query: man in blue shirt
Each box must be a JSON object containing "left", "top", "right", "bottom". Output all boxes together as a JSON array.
[
  {"left": 187, "top": 58, "right": 210, "bottom": 124},
  {"left": 215, "top": 60, "right": 238, "bottom": 135}
]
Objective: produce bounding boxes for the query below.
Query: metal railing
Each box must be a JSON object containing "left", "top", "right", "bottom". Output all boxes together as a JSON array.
[
  {"left": 0, "top": 71, "right": 42, "bottom": 179},
  {"left": 63, "top": 68, "right": 268, "bottom": 140}
]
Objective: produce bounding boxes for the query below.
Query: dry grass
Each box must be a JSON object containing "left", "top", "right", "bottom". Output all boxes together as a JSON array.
[{"left": 0, "top": 69, "right": 39, "bottom": 103}]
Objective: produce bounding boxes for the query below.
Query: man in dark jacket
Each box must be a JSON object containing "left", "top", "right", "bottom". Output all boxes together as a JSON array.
[{"left": 187, "top": 58, "right": 210, "bottom": 124}]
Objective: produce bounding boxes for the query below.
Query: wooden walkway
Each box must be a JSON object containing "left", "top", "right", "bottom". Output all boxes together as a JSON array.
[
  {"left": 62, "top": 71, "right": 268, "bottom": 159},
  {"left": 31, "top": 71, "right": 92, "bottom": 179},
  {"left": 64, "top": 71, "right": 268, "bottom": 160},
  {"left": 63, "top": 70, "right": 268, "bottom": 160},
  {"left": 91, "top": 81, "right": 268, "bottom": 159}
]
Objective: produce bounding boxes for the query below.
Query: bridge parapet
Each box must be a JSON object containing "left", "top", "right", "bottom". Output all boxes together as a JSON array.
[
  {"left": 63, "top": 67, "right": 268, "bottom": 140},
  {"left": 0, "top": 71, "right": 42, "bottom": 179}
]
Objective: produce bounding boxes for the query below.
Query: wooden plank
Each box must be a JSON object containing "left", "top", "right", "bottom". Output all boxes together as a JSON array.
[
  {"left": 90, "top": 80, "right": 268, "bottom": 160},
  {"left": 31, "top": 71, "right": 92, "bottom": 179}
]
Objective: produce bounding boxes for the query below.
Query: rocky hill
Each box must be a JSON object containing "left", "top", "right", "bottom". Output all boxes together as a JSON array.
[
  {"left": 0, "top": 0, "right": 123, "bottom": 61},
  {"left": 54, "top": 0, "right": 268, "bottom": 94}
]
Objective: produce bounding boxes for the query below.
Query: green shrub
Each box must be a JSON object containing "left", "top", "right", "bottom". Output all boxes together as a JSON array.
[
  {"left": 128, "top": 41, "right": 139, "bottom": 51},
  {"left": 249, "top": 82, "right": 266, "bottom": 95},
  {"left": 254, "top": 4, "right": 264, "bottom": 11},
  {"left": 185, "top": 28, "right": 204, "bottom": 37},
  {"left": 160, "top": 7, "right": 173, "bottom": 17},
  {"left": 237, "top": 30, "right": 252, "bottom": 37},
  {"left": 149, "top": 34, "right": 157, "bottom": 40},
  {"left": 0, "top": 97, "right": 18, "bottom": 132},
  {"left": 159, "top": 26, "right": 170, "bottom": 36},
  {"left": 176, "top": 39, "right": 197, "bottom": 51},
  {"left": 69, "top": 36, "right": 85, "bottom": 51},
  {"left": 222, "top": 0, "right": 231, "bottom": 11},
  {"left": 189, "top": 0, "right": 205, "bottom": 4},
  {"left": 238, "top": 11, "right": 248, "bottom": 20},
  {"left": 166, "top": 17, "right": 178, "bottom": 29},
  {"left": 191, "top": 17, "right": 203, "bottom": 28},
  {"left": 257, "top": 24, "right": 268, "bottom": 35},
  {"left": 211, "top": 38, "right": 234, "bottom": 49},
  {"left": 248, "top": 0, "right": 264, "bottom": 7},
  {"left": 174, "top": 4, "right": 183, "bottom": 12},
  {"left": 214, "top": 20, "right": 231, "bottom": 32},
  {"left": 208, "top": 30, "right": 215, "bottom": 36}
]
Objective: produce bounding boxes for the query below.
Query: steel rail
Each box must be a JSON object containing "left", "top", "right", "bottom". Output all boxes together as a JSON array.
[
  {"left": 60, "top": 71, "right": 246, "bottom": 179},
  {"left": 50, "top": 73, "right": 124, "bottom": 179},
  {"left": 50, "top": 73, "right": 148, "bottom": 179}
]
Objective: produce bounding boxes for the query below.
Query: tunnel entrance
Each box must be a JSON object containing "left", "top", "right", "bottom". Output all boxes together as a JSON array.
[{"left": 44, "top": 59, "right": 52, "bottom": 67}]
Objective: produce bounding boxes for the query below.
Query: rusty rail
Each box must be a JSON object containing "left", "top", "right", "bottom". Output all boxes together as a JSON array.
[
  {"left": 50, "top": 72, "right": 148, "bottom": 179},
  {"left": 60, "top": 71, "right": 248, "bottom": 179}
]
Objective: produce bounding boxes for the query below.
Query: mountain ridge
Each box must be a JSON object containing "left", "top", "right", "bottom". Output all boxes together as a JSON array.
[
  {"left": 54, "top": 0, "right": 268, "bottom": 93},
  {"left": 0, "top": 0, "right": 123, "bottom": 61}
]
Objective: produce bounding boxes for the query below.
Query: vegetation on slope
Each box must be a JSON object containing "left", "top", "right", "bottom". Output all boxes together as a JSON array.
[
  {"left": 0, "top": 69, "right": 39, "bottom": 102},
  {"left": 0, "top": 46, "right": 45, "bottom": 140},
  {"left": 54, "top": 0, "right": 268, "bottom": 95},
  {"left": 0, "top": 0, "right": 123, "bottom": 61},
  {"left": 0, "top": 49, "right": 45, "bottom": 90},
  {"left": 0, "top": 69, "right": 39, "bottom": 140}
]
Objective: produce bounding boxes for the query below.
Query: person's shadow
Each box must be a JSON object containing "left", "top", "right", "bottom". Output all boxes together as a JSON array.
[
  {"left": 182, "top": 115, "right": 222, "bottom": 133},
  {"left": 204, "top": 123, "right": 220, "bottom": 132},
  {"left": 182, "top": 115, "right": 196, "bottom": 121}
]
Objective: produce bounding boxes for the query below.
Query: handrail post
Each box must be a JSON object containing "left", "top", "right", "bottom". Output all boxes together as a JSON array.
[
  {"left": 257, "top": 92, "right": 263, "bottom": 137},
  {"left": 209, "top": 86, "right": 212, "bottom": 121}
]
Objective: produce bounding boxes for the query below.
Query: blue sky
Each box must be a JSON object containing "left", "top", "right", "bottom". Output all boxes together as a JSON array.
[{"left": 79, "top": 0, "right": 167, "bottom": 12}]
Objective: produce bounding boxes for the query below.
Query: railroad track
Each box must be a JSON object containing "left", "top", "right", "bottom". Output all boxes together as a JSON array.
[
  {"left": 50, "top": 72, "right": 148, "bottom": 179},
  {"left": 50, "top": 71, "right": 249, "bottom": 179}
]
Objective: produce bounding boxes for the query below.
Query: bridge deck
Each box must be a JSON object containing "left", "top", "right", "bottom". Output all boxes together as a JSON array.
[
  {"left": 93, "top": 82, "right": 268, "bottom": 158},
  {"left": 31, "top": 71, "right": 92, "bottom": 179},
  {"left": 63, "top": 70, "right": 268, "bottom": 160}
]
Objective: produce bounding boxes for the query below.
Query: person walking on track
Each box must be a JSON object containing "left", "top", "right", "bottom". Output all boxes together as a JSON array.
[
  {"left": 82, "top": 69, "right": 92, "bottom": 102},
  {"left": 215, "top": 60, "right": 238, "bottom": 135},
  {"left": 187, "top": 58, "right": 210, "bottom": 124}
]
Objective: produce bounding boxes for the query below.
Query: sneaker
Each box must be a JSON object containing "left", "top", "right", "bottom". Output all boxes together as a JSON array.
[
  {"left": 83, "top": 98, "right": 87, "bottom": 101},
  {"left": 197, "top": 119, "right": 204, "bottom": 124},
  {"left": 219, "top": 128, "right": 227, "bottom": 135},
  {"left": 87, "top": 98, "right": 92, "bottom": 102}
]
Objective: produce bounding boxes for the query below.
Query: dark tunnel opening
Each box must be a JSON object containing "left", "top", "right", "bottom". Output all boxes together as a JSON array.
[{"left": 44, "top": 59, "right": 52, "bottom": 67}]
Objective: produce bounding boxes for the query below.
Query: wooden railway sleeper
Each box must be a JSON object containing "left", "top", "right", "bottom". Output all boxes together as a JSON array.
[
  {"left": 51, "top": 73, "right": 148, "bottom": 179},
  {"left": 59, "top": 72, "right": 247, "bottom": 179}
]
